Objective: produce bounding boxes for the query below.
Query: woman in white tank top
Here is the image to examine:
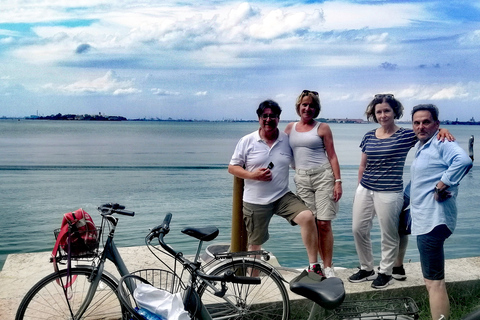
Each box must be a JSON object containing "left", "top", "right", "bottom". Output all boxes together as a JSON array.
[{"left": 285, "top": 90, "right": 342, "bottom": 278}]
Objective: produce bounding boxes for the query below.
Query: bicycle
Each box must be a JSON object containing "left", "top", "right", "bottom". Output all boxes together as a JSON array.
[
  {"left": 117, "top": 212, "right": 347, "bottom": 320},
  {"left": 15, "top": 203, "right": 136, "bottom": 320}
]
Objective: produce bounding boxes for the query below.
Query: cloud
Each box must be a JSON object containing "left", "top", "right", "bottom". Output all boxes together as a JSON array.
[
  {"left": 44, "top": 70, "right": 139, "bottom": 95},
  {"left": 195, "top": 91, "right": 208, "bottom": 96},
  {"left": 151, "top": 88, "right": 180, "bottom": 96},
  {"left": 379, "top": 62, "right": 398, "bottom": 70},
  {"left": 397, "top": 83, "right": 480, "bottom": 101},
  {"left": 75, "top": 43, "right": 92, "bottom": 54}
]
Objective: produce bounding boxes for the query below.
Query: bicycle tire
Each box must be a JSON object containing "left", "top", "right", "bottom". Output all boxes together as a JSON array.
[
  {"left": 15, "top": 267, "right": 123, "bottom": 320},
  {"left": 198, "top": 259, "right": 290, "bottom": 320}
]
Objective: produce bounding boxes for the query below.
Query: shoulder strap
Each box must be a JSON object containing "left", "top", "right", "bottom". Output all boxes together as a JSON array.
[{"left": 51, "top": 223, "right": 69, "bottom": 259}]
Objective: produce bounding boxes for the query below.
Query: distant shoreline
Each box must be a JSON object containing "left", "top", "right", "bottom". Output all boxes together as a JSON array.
[{"left": 2, "top": 115, "right": 480, "bottom": 125}]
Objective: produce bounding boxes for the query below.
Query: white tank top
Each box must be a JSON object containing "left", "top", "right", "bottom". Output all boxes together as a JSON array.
[{"left": 289, "top": 122, "right": 329, "bottom": 169}]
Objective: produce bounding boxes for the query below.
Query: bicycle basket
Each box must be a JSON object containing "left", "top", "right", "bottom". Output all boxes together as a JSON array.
[
  {"left": 53, "top": 226, "right": 101, "bottom": 260},
  {"left": 118, "top": 269, "right": 187, "bottom": 320},
  {"left": 330, "top": 297, "right": 419, "bottom": 320}
]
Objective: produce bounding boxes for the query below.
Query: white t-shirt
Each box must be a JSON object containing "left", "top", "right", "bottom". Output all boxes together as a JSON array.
[{"left": 229, "top": 130, "right": 293, "bottom": 205}]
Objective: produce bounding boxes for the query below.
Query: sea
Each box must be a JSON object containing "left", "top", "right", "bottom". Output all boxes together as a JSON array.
[{"left": 1, "top": 120, "right": 479, "bottom": 270}]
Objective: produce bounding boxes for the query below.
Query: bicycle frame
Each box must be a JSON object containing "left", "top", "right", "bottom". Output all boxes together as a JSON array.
[{"left": 134, "top": 214, "right": 279, "bottom": 320}]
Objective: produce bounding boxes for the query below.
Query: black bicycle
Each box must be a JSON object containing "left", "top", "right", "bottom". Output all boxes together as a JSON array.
[{"left": 118, "top": 213, "right": 347, "bottom": 320}]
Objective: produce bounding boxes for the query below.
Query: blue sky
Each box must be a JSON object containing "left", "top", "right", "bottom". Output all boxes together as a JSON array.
[{"left": 1, "top": 0, "right": 480, "bottom": 121}]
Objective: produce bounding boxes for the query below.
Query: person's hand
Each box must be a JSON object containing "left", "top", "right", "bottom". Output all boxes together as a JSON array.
[
  {"left": 437, "top": 128, "right": 455, "bottom": 142},
  {"left": 252, "top": 167, "right": 272, "bottom": 181},
  {"left": 333, "top": 183, "right": 342, "bottom": 202},
  {"left": 434, "top": 188, "right": 451, "bottom": 202}
]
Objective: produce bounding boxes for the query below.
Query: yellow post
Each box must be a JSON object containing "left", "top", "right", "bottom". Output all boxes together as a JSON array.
[{"left": 230, "top": 176, "right": 247, "bottom": 252}]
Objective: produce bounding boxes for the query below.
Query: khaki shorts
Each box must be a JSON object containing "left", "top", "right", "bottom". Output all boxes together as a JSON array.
[
  {"left": 294, "top": 164, "right": 338, "bottom": 220},
  {"left": 243, "top": 192, "right": 310, "bottom": 246}
]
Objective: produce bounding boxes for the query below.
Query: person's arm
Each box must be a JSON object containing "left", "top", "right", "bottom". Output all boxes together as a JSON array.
[
  {"left": 358, "top": 152, "right": 367, "bottom": 184},
  {"left": 434, "top": 141, "right": 473, "bottom": 201},
  {"left": 319, "top": 123, "right": 342, "bottom": 202},
  {"left": 228, "top": 164, "right": 272, "bottom": 181},
  {"left": 284, "top": 122, "right": 294, "bottom": 135}
]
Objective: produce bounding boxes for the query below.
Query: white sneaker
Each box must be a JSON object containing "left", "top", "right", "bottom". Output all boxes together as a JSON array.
[{"left": 324, "top": 266, "right": 336, "bottom": 278}]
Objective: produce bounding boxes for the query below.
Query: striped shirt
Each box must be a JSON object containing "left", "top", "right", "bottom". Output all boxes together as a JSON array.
[{"left": 360, "top": 127, "right": 417, "bottom": 192}]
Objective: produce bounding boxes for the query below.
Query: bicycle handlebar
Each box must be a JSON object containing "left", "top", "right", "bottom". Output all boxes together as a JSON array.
[{"left": 98, "top": 203, "right": 135, "bottom": 216}]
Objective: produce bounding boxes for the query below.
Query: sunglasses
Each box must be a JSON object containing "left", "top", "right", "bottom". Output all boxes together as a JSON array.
[
  {"left": 302, "top": 90, "right": 319, "bottom": 96},
  {"left": 261, "top": 114, "right": 278, "bottom": 119},
  {"left": 374, "top": 94, "right": 394, "bottom": 99}
]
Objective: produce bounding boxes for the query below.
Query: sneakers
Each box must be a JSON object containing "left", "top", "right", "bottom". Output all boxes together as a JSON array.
[
  {"left": 392, "top": 265, "right": 407, "bottom": 281},
  {"left": 324, "top": 266, "right": 336, "bottom": 278},
  {"left": 348, "top": 269, "right": 377, "bottom": 283},
  {"left": 308, "top": 263, "right": 326, "bottom": 279},
  {"left": 371, "top": 273, "right": 393, "bottom": 289}
]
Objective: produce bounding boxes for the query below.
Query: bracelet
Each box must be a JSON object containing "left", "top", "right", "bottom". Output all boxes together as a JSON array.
[{"left": 335, "top": 179, "right": 342, "bottom": 183}]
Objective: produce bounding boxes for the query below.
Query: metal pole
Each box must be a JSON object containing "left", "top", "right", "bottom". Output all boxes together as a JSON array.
[
  {"left": 230, "top": 176, "right": 247, "bottom": 252},
  {"left": 469, "top": 135, "right": 474, "bottom": 161}
]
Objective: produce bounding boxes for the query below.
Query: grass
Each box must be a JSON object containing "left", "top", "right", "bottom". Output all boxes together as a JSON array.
[{"left": 289, "top": 280, "right": 480, "bottom": 319}]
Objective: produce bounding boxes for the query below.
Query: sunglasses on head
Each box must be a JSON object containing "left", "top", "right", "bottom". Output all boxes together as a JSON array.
[
  {"left": 261, "top": 114, "right": 278, "bottom": 119},
  {"left": 302, "top": 90, "right": 319, "bottom": 96},
  {"left": 374, "top": 94, "right": 394, "bottom": 99}
]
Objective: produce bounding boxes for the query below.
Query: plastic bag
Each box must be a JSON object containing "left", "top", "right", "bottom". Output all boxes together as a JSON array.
[{"left": 133, "top": 283, "right": 189, "bottom": 320}]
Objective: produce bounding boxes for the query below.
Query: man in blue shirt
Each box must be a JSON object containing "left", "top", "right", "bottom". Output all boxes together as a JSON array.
[{"left": 410, "top": 104, "right": 472, "bottom": 320}]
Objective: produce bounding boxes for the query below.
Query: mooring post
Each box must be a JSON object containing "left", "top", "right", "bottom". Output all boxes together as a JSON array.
[
  {"left": 469, "top": 135, "right": 474, "bottom": 161},
  {"left": 230, "top": 176, "right": 247, "bottom": 252}
]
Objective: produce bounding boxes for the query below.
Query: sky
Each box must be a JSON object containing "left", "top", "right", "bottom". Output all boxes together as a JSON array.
[{"left": 1, "top": 0, "right": 480, "bottom": 121}]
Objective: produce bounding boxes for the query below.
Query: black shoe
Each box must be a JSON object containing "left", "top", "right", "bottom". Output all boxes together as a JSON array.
[
  {"left": 348, "top": 269, "right": 377, "bottom": 283},
  {"left": 371, "top": 273, "right": 393, "bottom": 289},
  {"left": 308, "top": 264, "right": 326, "bottom": 280},
  {"left": 392, "top": 265, "right": 407, "bottom": 281}
]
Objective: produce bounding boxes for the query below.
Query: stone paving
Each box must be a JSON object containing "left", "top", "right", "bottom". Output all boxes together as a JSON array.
[{"left": 1, "top": 246, "right": 479, "bottom": 320}]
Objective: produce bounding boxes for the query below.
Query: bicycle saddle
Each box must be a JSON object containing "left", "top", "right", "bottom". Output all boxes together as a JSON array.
[
  {"left": 289, "top": 270, "right": 345, "bottom": 310},
  {"left": 181, "top": 226, "right": 219, "bottom": 241}
]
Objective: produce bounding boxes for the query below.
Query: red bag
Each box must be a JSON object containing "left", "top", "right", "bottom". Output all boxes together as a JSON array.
[
  {"left": 51, "top": 209, "right": 98, "bottom": 291},
  {"left": 55, "top": 208, "right": 98, "bottom": 256}
]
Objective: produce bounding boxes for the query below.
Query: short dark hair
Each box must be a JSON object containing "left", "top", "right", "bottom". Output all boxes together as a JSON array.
[
  {"left": 411, "top": 104, "right": 439, "bottom": 121},
  {"left": 365, "top": 94, "right": 404, "bottom": 123},
  {"left": 256, "top": 100, "right": 282, "bottom": 118}
]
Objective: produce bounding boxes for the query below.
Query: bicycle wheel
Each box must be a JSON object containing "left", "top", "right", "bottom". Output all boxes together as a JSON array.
[
  {"left": 16, "top": 267, "right": 123, "bottom": 320},
  {"left": 199, "top": 259, "right": 290, "bottom": 320}
]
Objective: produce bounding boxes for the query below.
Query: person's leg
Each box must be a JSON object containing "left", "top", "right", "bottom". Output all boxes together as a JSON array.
[
  {"left": 276, "top": 192, "right": 319, "bottom": 266},
  {"left": 294, "top": 172, "right": 320, "bottom": 263},
  {"left": 395, "top": 234, "right": 408, "bottom": 267},
  {"left": 242, "top": 202, "right": 273, "bottom": 251},
  {"left": 310, "top": 167, "right": 338, "bottom": 270},
  {"left": 373, "top": 190, "right": 403, "bottom": 275},
  {"left": 425, "top": 279, "right": 450, "bottom": 320},
  {"left": 392, "top": 234, "right": 408, "bottom": 280},
  {"left": 293, "top": 210, "right": 319, "bottom": 264},
  {"left": 316, "top": 219, "right": 333, "bottom": 267},
  {"left": 417, "top": 225, "right": 452, "bottom": 320},
  {"left": 352, "top": 185, "right": 375, "bottom": 271}
]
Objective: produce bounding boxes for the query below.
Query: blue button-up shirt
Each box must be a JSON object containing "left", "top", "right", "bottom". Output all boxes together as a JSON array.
[{"left": 410, "top": 131, "right": 472, "bottom": 235}]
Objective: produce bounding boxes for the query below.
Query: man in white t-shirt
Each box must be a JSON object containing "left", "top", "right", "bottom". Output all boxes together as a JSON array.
[{"left": 228, "top": 100, "right": 322, "bottom": 275}]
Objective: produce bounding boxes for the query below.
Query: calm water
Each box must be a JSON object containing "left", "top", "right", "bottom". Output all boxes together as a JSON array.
[{"left": 1, "top": 120, "right": 479, "bottom": 269}]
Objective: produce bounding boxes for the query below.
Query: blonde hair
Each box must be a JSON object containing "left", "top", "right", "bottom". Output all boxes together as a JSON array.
[{"left": 295, "top": 90, "right": 321, "bottom": 118}]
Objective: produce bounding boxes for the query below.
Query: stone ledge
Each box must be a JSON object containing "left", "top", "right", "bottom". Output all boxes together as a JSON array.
[{"left": 1, "top": 247, "right": 479, "bottom": 320}]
